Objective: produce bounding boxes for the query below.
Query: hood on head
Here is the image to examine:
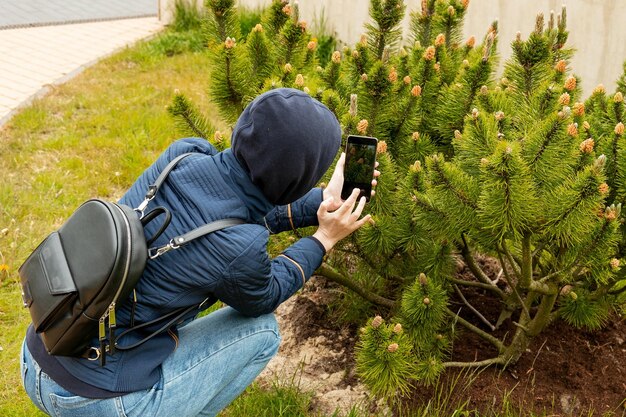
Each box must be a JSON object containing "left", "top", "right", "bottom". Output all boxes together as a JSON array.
[{"left": 231, "top": 88, "right": 342, "bottom": 205}]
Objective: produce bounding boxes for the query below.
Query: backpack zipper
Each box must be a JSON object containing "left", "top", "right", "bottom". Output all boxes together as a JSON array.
[{"left": 98, "top": 203, "right": 133, "bottom": 365}]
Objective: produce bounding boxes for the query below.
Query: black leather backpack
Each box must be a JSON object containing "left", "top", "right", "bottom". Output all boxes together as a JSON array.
[{"left": 19, "top": 153, "right": 243, "bottom": 365}]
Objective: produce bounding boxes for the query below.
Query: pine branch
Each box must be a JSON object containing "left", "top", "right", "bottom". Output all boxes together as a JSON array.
[
  {"left": 498, "top": 241, "right": 522, "bottom": 280},
  {"left": 317, "top": 262, "right": 396, "bottom": 309},
  {"left": 443, "top": 356, "right": 506, "bottom": 369},
  {"left": 446, "top": 308, "right": 505, "bottom": 352},
  {"left": 447, "top": 276, "right": 505, "bottom": 298},
  {"left": 495, "top": 251, "right": 530, "bottom": 319},
  {"left": 459, "top": 234, "right": 501, "bottom": 290},
  {"left": 453, "top": 284, "right": 496, "bottom": 331}
]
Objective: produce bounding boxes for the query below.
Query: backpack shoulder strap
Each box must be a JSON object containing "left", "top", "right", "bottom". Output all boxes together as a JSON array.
[
  {"left": 136, "top": 153, "right": 194, "bottom": 213},
  {"left": 148, "top": 218, "right": 245, "bottom": 259}
]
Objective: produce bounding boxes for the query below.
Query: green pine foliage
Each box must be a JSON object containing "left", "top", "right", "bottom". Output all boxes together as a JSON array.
[{"left": 170, "top": 0, "right": 626, "bottom": 402}]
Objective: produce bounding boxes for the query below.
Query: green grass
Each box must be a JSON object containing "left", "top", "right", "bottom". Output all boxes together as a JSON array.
[{"left": 0, "top": 27, "right": 223, "bottom": 416}]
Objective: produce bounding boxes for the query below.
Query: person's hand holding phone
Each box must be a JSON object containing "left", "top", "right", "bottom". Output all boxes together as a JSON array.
[
  {"left": 323, "top": 152, "right": 379, "bottom": 211},
  {"left": 313, "top": 188, "right": 372, "bottom": 252}
]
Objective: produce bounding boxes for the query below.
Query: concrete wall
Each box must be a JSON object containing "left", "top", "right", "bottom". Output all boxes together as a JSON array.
[{"left": 160, "top": 0, "right": 626, "bottom": 96}]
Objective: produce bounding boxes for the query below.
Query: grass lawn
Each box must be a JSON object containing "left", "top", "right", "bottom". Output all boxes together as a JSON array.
[{"left": 0, "top": 29, "right": 225, "bottom": 416}]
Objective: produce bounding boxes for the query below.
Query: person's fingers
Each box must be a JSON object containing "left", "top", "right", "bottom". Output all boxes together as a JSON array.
[
  {"left": 354, "top": 214, "right": 373, "bottom": 229},
  {"left": 375, "top": 161, "right": 379, "bottom": 168},
  {"left": 351, "top": 196, "right": 367, "bottom": 220},
  {"left": 373, "top": 169, "right": 380, "bottom": 178},
  {"left": 371, "top": 179, "right": 378, "bottom": 187},
  {"left": 318, "top": 197, "right": 334, "bottom": 216},
  {"left": 337, "top": 188, "right": 361, "bottom": 214},
  {"left": 371, "top": 190, "right": 376, "bottom": 197},
  {"left": 336, "top": 152, "right": 346, "bottom": 174}
]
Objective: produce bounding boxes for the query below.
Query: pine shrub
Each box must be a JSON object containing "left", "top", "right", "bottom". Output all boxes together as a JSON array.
[{"left": 169, "top": 0, "right": 626, "bottom": 401}]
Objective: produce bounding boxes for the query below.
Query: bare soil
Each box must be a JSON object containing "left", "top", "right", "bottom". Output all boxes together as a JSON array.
[{"left": 261, "top": 275, "right": 626, "bottom": 416}]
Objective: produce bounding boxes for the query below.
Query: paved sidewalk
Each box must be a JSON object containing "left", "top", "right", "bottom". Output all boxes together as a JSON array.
[
  {"left": 0, "top": 17, "right": 164, "bottom": 127},
  {"left": 0, "top": 0, "right": 157, "bottom": 29}
]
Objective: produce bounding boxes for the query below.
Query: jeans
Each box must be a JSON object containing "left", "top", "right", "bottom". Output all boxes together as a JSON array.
[{"left": 21, "top": 307, "right": 280, "bottom": 417}]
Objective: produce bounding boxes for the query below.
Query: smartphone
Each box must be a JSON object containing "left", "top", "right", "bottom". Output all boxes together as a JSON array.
[{"left": 341, "top": 135, "right": 378, "bottom": 201}]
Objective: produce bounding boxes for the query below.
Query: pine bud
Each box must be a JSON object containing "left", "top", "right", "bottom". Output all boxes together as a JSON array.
[
  {"left": 560, "top": 285, "right": 573, "bottom": 296},
  {"left": 583, "top": 121, "right": 591, "bottom": 130},
  {"left": 316, "top": 66, "right": 323, "bottom": 73},
  {"left": 284, "top": 63, "right": 293, "bottom": 73},
  {"left": 388, "top": 67, "right": 398, "bottom": 83},
  {"left": 572, "top": 102, "right": 585, "bottom": 116},
  {"left": 403, "top": 75, "right": 412, "bottom": 85},
  {"left": 295, "top": 73, "right": 305, "bottom": 87},
  {"left": 436, "top": 334, "right": 444, "bottom": 340},
  {"left": 435, "top": 34, "right": 446, "bottom": 47},
  {"left": 501, "top": 77, "right": 509, "bottom": 86},
  {"left": 411, "top": 85, "right": 422, "bottom": 97},
  {"left": 331, "top": 51, "right": 341, "bottom": 64},
  {"left": 298, "top": 20, "right": 307, "bottom": 31},
  {"left": 593, "top": 84, "right": 606, "bottom": 95},
  {"left": 466, "top": 36, "right": 476, "bottom": 48},
  {"left": 494, "top": 111, "right": 505, "bottom": 121},
  {"left": 606, "top": 207, "right": 618, "bottom": 221},
  {"left": 480, "top": 158, "right": 489, "bottom": 165},
  {"left": 599, "top": 182, "right": 609, "bottom": 195},
  {"left": 610, "top": 258, "right": 621, "bottom": 271},
  {"left": 558, "top": 93, "right": 570, "bottom": 105},
  {"left": 307, "top": 40, "right": 317, "bottom": 50},
  {"left": 361, "top": 73, "right": 368, "bottom": 82},
  {"left": 567, "top": 123, "right": 578, "bottom": 137},
  {"left": 471, "top": 108, "right": 479, "bottom": 119},
  {"left": 387, "top": 343, "right": 399, "bottom": 353},
  {"left": 423, "top": 46, "right": 436, "bottom": 61},
  {"left": 410, "top": 160, "right": 422, "bottom": 172},
  {"left": 303, "top": 86, "right": 310, "bottom": 94},
  {"left": 352, "top": 49, "right": 359, "bottom": 59},
  {"left": 515, "top": 31, "right": 522, "bottom": 42},
  {"left": 214, "top": 131, "right": 224, "bottom": 143},
  {"left": 357, "top": 119, "right": 369, "bottom": 134},
  {"left": 423, "top": 297, "right": 431, "bottom": 305},
  {"left": 480, "top": 85, "right": 489, "bottom": 95},
  {"left": 282, "top": 4, "right": 291, "bottom": 15},
  {"left": 434, "top": 62, "right": 441, "bottom": 72},
  {"left": 371, "top": 315, "right": 383, "bottom": 328},
  {"left": 614, "top": 92, "right": 624, "bottom": 103},
  {"left": 593, "top": 154, "right": 606, "bottom": 171},
  {"left": 454, "top": 130, "right": 462, "bottom": 140},
  {"left": 559, "top": 106, "right": 571, "bottom": 119},
  {"left": 393, "top": 323, "right": 403, "bottom": 334},
  {"left": 579, "top": 138, "right": 594, "bottom": 153},
  {"left": 252, "top": 23, "right": 264, "bottom": 32},
  {"left": 462, "top": 59, "right": 470, "bottom": 67},
  {"left": 412, "top": 131, "right": 421, "bottom": 141},
  {"left": 448, "top": 5, "right": 455, "bottom": 16},
  {"left": 616, "top": 122, "right": 625, "bottom": 135},
  {"left": 564, "top": 76, "right": 577, "bottom": 91},
  {"left": 349, "top": 94, "right": 358, "bottom": 117},
  {"left": 569, "top": 291, "right": 578, "bottom": 301},
  {"left": 360, "top": 34, "right": 367, "bottom": 46},
  {"left": 224, "top": 37, "right": 236, "bottom": 49},
  {"left": 377, "top": 141, "right": 388, "bottom": 154},
  {"left": 554, "top": 60, "right": 567, "bottom": 73}
]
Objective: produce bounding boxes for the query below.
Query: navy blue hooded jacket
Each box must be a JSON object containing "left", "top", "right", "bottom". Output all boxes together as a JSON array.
[{"left": 27, "top": 89, "right": 342, "bottom": 396}]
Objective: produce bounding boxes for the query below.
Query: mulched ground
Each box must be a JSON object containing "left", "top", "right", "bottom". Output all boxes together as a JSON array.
[{"left": 289, "top": 276, "right": 626, "bottom": 416}]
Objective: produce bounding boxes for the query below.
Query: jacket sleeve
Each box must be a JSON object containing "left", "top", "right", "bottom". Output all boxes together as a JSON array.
[
  {"left": 214, "top": 228, "right": 325, "bottom": 317},
  {"left": 262, "top": 188, "right": 323, "bottom": 234}
]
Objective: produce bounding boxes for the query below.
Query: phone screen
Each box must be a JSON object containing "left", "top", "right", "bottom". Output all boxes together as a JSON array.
[{"left": 342, "top": 135, "right": 378, "bottom": 201}]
